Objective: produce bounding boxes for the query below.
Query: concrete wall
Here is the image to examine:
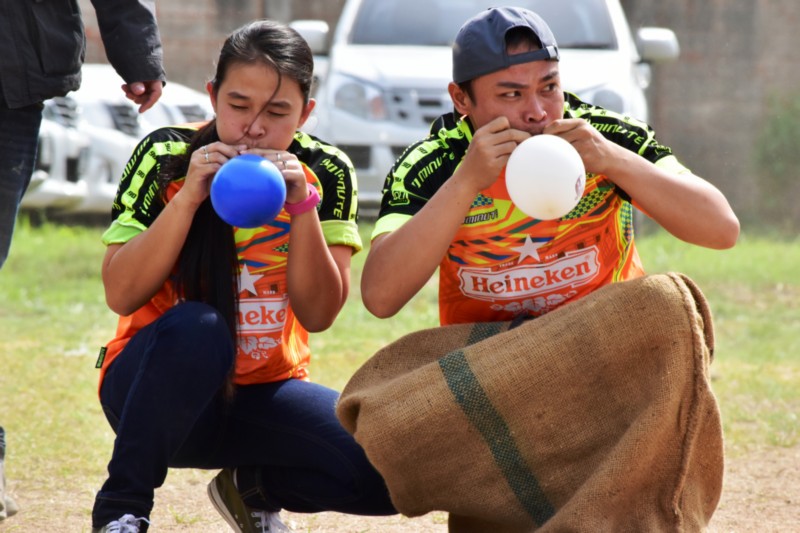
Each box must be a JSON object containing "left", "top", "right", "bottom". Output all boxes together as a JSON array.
[
  {"left": 621, "top": 0, "right": 800, "bottom": 221},
  {"left": 80, "top": 0, "right": 800, "bottom": 224}
]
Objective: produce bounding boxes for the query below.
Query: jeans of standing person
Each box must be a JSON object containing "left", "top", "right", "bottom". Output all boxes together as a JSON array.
[
  {"left": 0, "top": 102, "right": 44, "bottom": 269},
  {"left": 92, "top": 301, "right": 396, "bottom": 528},
  {"left": 0, "top": 425, "right": 6, "bottom": 518}
]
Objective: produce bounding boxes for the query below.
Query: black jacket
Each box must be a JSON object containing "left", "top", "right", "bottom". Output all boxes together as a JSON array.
[{"left": 0, "top": 0, "right": 165, "bottom": 109}]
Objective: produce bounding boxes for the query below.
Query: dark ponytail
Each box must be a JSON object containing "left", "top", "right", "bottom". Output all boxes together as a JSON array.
[{"left": 158, "top": 121, "right": 240, "bottom": 398}]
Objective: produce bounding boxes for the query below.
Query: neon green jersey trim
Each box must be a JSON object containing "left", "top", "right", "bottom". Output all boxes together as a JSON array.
[
  {"left": 654, "top": 154, "right": 691, "bottom": 175},
  {"left": 321, "top": 219, "right": 363, "bottom": 253},
  {"left": 102, "top": 219, "right": 146, "bottom": 246},
  {"left": 371, "top": 212, "right": 413, "bottom": 241}
]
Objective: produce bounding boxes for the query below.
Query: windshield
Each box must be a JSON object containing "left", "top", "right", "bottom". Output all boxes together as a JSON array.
[{"left": 349, "top": 0, "right": 617, "bottom": 49}]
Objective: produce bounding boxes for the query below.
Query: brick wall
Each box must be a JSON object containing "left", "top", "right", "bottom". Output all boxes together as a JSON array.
[
  {"left": 79, "top": 0, "right": 344, "bottom": 91},
  {"left": 80, "top": 0, "right": 800, "bottom": 222}
]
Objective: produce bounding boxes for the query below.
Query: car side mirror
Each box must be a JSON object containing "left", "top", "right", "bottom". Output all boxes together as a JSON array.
[
  {"left": 636, "top": 27, "right": 680, "bottom": 62},
  {"left": 290, "top": 20, "right": 330, "bottom": 56}
]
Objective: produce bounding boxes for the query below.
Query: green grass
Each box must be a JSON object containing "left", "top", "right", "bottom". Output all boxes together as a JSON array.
[{"left": 0, "top": 217, "right": 797, "bottom": 498}]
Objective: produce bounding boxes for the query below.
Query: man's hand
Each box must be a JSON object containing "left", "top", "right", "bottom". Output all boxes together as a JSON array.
[
  {"left": 121, "top": 80, "right": 164, "bottom": 113},
  {"left": 544, "top": 118, "right": 621, "bottom": 176},
  {"left": 459, "top": 116, "right": 530, "bottom": 193},
  {"left": 546, "top": 120, "right": 739, "bottom": 249}
]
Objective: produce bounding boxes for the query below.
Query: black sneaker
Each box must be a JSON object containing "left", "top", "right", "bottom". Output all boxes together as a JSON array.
[{"left": 207, "top": 469, "right": 292, "bottom": 533}]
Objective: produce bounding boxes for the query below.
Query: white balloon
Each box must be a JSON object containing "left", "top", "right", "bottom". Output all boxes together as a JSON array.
[{"left": 505, "top": 134, "right": 586, "bottom": 220}]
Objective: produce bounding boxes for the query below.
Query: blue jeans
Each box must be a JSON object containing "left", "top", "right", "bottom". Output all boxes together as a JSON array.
[
  {"left": 0, "top": 102, "right": 43, "bottom": 269},
  {"left": 92, "top": 302, "right": 395, "bottom": 527}
]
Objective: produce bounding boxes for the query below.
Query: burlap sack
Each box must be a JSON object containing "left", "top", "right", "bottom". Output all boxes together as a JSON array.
[{"left": 337, "top": 273, "right": 723, "bottom": 532}]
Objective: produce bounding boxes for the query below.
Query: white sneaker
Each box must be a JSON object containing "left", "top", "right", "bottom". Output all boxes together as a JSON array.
[
  {"left": 265, "top": 511, "right": 292, "bottom": 533},
  {"left": 92, "top": 514, "right": 150, "bottom": 533},
  {"left": 251, "top": 510, "right": 293, "bottom": 533}
]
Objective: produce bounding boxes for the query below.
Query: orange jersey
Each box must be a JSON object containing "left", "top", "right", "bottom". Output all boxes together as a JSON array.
[
  {"left": 438, "top": 168, "right": 643, "bottom": 324},
  {"left": 373, "top": 93, "right": 691, "bottom": 325},
  {"left": 100, "top": 125, "right": 361, "bottom": 386}
]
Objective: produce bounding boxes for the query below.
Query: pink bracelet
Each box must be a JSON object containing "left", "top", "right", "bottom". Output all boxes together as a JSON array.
[{"left": 284, "top": 182, "right": 320, "bottom": 215}]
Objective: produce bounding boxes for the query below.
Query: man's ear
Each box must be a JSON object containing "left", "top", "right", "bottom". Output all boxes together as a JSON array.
[{"left": 448, "top": 81, "right": 471, "bottom": 116}]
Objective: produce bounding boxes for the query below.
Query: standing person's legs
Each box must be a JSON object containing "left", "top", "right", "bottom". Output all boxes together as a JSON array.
[
  {"left": 0, "top": 426, "right": 4, "bottom": 519},
  {"left": 198, "top": 379, "right": 396, "bottom": 516},
  {"left": 92, "top": 302, "right": 235, "bottom": 529},
  {"left": 0, "top": 102, "right": 43, "bottom": 269},
  {"left": 0, "top": 426, "right": 18, "bottom": 521}
]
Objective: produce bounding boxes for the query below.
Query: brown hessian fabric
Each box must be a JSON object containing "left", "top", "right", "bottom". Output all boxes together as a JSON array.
[{"left": 337, "top": 273, "right": 723, "bottom": 532}]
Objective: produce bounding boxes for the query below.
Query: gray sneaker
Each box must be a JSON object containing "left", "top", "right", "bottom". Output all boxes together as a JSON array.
[
  {"left": 0, "top": 426, "right": 15, "bottom": 521},
  {"left": 0, "top": 459, "right": 6, "bottom": 521},
  {"left": 1, "top": 495, "right": 18, "bottom": 519},
  {"left": 207, "top": 469, "right": 292, "bottom": 533},
  {"left": 91, "top": 514, "right": 150, "bottom": 533}
]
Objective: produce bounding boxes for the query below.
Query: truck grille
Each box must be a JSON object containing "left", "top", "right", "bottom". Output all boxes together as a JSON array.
[
  {"left": 178, "top": 104, "right": 210, "bottom": 123},
  {"left": 386, "top": 87, "right": 451, "bottom": 129},
  {"left": 48, "top": 97, "right": 81, "bottom": 128},
  {"left": 339, "top": 145, "right": 371, "bottom": 169},
  {"left": 107, "top": 104, "right": 142, "bottom": 137}
]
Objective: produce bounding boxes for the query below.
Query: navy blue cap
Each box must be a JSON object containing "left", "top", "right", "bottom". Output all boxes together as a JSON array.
[{"left": 453, "top": 6, "right": 560, "bottom": 84}]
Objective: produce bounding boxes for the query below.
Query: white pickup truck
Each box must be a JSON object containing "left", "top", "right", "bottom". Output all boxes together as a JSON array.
[{"left": 293, "top": 0, "right": 679, "bottom": 213}]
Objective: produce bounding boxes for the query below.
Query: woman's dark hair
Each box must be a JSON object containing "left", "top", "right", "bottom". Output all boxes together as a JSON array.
[{"left": 157, "top": 20, "right": 314, "bottom": 393}]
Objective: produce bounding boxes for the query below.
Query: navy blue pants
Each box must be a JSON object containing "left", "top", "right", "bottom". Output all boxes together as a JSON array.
[
  {"left": 0, "top": 102, "right": 43, "bottom": 268},
  {"left": 92, "top": 302, "right": 395, "bottom": 527}
]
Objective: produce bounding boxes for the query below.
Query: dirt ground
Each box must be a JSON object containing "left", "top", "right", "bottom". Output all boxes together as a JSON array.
[{"left": 1, "top": 446, "right": 797, "bottom": 532}]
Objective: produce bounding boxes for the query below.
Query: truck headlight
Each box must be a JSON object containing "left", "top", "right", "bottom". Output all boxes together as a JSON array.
[{"left": 330, "top": 73, "right": 388, "bottom": 120}]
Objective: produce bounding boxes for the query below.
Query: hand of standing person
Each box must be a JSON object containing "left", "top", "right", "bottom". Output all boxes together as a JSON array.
[{"left": 122, "top": 80, "right": 164, "bottom": 113}]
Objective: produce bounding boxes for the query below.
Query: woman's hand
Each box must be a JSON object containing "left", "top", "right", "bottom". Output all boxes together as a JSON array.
[
  {"left": 176, "top": 142, "right": 247, "bottom": 210},
  {"left": 242, "top": 148, "right": 309, "bottom": 203}
]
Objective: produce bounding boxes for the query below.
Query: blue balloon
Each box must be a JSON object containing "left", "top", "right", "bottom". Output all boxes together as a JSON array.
[{"left": 210, "top": 154, "right": 287, "bottom": 228}]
